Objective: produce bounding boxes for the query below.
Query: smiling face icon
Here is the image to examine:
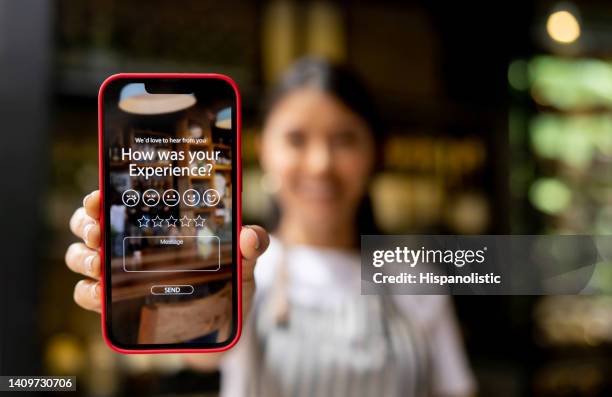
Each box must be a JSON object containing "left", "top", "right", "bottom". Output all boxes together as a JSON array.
[
  {"left": 182, "top": 189, "right": 200, "bottom": 207},
  {"left": 142, "top": 189, "right": 160, "bottom": 207},
  {"left": 162, "top": 189, "right": 180, "bottom": 207},
  {"left": 202, "top": 188, "right": 221, "bottom": 206},
  {"left": 121, "top": 189, "right": 140, "bottom": 207}
]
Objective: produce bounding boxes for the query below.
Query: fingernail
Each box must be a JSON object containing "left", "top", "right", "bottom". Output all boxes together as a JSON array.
[
  {"left": 84, "top": 255, "right": 95, "bottom": 276},
  {"left": 245, "top": 225, "right": 260, "bottom": 250},
  {"left": 91, "top": 283, "right": 100, "bottom": 299},
  {"left": 83, "top": 224, "right": 94, "bottom": 244},
  {"left": 83, "top": 193, "right": 91, "bottom": 208}
]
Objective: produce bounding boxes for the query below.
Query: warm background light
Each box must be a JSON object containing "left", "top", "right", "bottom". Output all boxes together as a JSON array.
[{"left": 547, "top": 10, "right": 581, "bottom": 44}]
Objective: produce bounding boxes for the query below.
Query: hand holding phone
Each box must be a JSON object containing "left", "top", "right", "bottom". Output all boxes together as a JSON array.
[
  {"left": 66, "top": 191, "right": 268, "bottom": 350},
  {"left": 72, "top": 73, "right": 260, "bottom": 353}
]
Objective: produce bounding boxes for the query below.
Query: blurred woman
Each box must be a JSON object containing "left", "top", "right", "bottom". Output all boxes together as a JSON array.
[{"left": 66, "top": 58, "right": 475, "bottom": 397}]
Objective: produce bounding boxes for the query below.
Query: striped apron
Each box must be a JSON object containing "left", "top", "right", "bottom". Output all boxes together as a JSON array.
[{"left": 242, "top": 248, "right": 430, "bottom": 397}]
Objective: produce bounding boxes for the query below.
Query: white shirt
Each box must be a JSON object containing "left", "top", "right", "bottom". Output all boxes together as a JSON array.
[{"left": 221, "top": 236, "right": 476, "bottom": 397}]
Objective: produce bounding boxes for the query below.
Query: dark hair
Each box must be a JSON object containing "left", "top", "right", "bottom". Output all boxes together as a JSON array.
[
  {"left": 266, "top": 57, "right": 386, "bottom": 166},
  {"left": 263, "top": 57, "right": 385, "bottom": 240}
]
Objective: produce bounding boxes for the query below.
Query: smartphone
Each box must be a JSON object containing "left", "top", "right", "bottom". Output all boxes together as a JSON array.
[{"left": 98, "top": 74, "right": 241, "bottom": 353}]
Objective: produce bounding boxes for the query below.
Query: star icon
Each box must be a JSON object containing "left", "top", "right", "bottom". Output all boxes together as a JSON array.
[
  {"left": 137, "top": 215, "right": 150, "bottom": 228},
  {"left": 193, "top": 215, "right": 206, "bottom": 227},
  {"left": 166, "top": 215, "right": 178, "bottom": 227},
  {"left": 179, "top": 215, "right": 192, "bottom": 227},
  {"left": 152, "top": 215, "right": 163, "bottom": 227}
]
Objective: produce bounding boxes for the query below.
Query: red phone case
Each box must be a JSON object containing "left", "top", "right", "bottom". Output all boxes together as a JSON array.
[{"left": 98, "top": 73, "right": 242, "bottom": 353}]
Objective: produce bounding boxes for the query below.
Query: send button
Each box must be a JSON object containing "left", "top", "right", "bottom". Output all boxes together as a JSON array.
[{"left": 151, "top": 285, "right": 194, "bottom": 295}]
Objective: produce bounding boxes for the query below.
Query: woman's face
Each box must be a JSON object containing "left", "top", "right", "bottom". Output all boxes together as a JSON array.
[{"left": 260, "top": 88, "right": 375, "bottom": 229}]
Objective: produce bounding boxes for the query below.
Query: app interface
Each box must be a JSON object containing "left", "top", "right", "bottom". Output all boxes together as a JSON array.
[{"left": 102, "top": 78, "right": 237, "bottom": 348}]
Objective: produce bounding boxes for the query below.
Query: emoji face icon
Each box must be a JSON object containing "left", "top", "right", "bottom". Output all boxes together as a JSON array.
[
  {"left": 202, "top": 188, "right": 221, "bottom": 206},
  {"left": 182, "top": 189, "right": 200, "bottom": 207},
  {"left": 142, "top": 189, "right": 160, "bottom": 207},
  {"left": 162, "top": 189, "right": 180, "bottom": 207},
  {"left": 122, "top": 189, "right": 140, "bottom": 207}
]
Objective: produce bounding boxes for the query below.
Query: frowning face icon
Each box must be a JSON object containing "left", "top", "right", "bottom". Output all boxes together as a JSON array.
[
  {"left": 162, "top": 189, "right": 180, "bottom": 207},
  {"left": 142, "top": 189, "right": 160, "bottom": 207},
  {"left": 182, "top": 189, "right": 200, "bottom": 207},
  {"left": 122, "top": 189, "right": 140, "bottom": 207}
]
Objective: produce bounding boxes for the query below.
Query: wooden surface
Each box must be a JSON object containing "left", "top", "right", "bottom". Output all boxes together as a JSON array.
[{"left": 138, "top": 283, "right": 232, "bottom": 344}]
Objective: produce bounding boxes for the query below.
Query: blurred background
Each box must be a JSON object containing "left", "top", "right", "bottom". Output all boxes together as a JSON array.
[{"left": 1, "top": 0, "right": 611, "bottom": 396}]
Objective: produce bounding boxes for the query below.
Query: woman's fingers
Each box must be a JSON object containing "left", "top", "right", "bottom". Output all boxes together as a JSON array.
[
  {"left": 240, "top": 225, "right": 270, "bottom": 282},
  {"left": 240, "top": 225, "right": 269, "bottom": 259},
  {"left": 73, "top": 279, "right": 101, "bottom": 313},
  {"left": 68, "top": 191, "right": 103, "bottom": 314},
  {"left": 69, "top": 207, "right": 90, "bottom": 237},
  {"left": 239, "top": 225, "right": 269, "bottom": 315},
  {"left": 83, "top": 190, "right": 101, "bottom": 220},
  {"left": 70, "top": 191, "right": 101, "bottom": 248},
  {"left": 65, "top": 242, "right": 101, "bottom": 279},
  {"left": 82, "top": 222, "right": 100, "bottom": 249},
  {"left": 69, "top": 207, "right": 100, "bottom": 249}
]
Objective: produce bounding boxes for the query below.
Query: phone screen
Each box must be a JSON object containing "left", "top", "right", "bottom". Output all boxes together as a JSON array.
[{"left": 100, "top": 76, "right": 239, "bottom": 351}]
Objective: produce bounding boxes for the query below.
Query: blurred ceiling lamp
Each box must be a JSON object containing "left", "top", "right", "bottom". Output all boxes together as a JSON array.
[
  {"left": 546, "top": 9, "right": 581, "bottom": 44},
  {"left": 215, "top": 107, "right": 232, "bottom": 129},
  {"left": 119, "top": 83, "right": 196, "bottom": 114}
]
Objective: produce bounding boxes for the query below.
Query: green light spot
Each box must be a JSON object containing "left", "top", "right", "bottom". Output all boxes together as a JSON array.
[{"left": 529, "top": 178, "right": 572, "bottom": 215}]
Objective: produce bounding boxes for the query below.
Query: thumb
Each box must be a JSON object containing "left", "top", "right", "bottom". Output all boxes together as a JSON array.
[{"left": 240, "top": 225, "right": 269, "bottom": 282}]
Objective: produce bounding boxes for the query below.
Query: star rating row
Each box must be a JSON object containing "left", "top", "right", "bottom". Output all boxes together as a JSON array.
[{"left": 137, "top": 215, "right": 207, "bottom": 228}]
